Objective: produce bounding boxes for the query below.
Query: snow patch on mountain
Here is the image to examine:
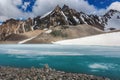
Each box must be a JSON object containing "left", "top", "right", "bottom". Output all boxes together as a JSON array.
[
  {"left": 53, "top": 32, "right": 120, "bottom": 46},
  {"left": 105, "top": 12, "right": 120, "bottom": 30},
  {"left": 61, "top": 11, "right": 68, "bottom": 21},
  {"left": 18, "top": 36, "right": 38, "bottom": 44},
  {"left": 80, "top": 15, "right": 87, "bottom": 24},
  {"left": 73, "top": 16, "right": 80, "bottom": 23},
  {"left": 40, "top": 11, "right": 52, "bottom": 19}
]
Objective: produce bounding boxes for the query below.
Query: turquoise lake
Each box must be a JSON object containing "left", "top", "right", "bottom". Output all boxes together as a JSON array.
[{"left": 0, "top": 44, "right": 120, "bottom": 80}]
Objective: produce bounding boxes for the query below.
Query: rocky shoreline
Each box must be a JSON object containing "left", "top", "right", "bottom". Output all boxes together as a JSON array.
[{"left": 0, "top": 65, "right": 110, "bottom": 80}]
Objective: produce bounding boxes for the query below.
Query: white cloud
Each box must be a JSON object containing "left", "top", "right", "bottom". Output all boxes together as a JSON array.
[
  {"left": 0, "top": 0, "right": 120, "bottom": 22},
  {"left": 12, "top": 0, "right": 22, "bottom": 6},
  {"left": 108, "top": 1, "right": 120, "bottom": 11},
  {"left": 93, "top": 9, "right": 107, "bottom": 15},
  {"left": 0, "top": 0, "right": 22, "bottom": 17},
  {"left": 32, "top": 0, "right": 109, "bottom": 16},
  {"left": 0, "top": 0, "right": 33, "bottom": 21},
  {"left": 0, "top": 16, "right": 8, "bottom": 21},
  {"left": 32, "top": 0, "right": 97, "bottom": 16}
]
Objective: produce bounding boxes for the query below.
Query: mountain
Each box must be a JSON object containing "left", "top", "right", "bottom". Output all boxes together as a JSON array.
[
  {"left": 0, "top": 18, "right": 34, "bottom": 40},
  {"left": 33, "top": 5, "right": 120, "bottom": 31},
  {"left": 33, "top": 5, "right": 104, "bottom": 30},
  {"left": 103, "top": 9, "right": 120, "bottom": 31},
  {"left": 0, "top": 5, "right": 120, "bottom": 42}
]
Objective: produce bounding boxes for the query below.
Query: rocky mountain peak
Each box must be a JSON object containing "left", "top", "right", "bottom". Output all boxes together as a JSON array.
[
  {"left": 3, "top": 18, "right": 19, "bottom": 25},
  {"left": 103, "top": 9, "right": 120, "bottom": 19},
  {"left": 62, "top": 4, "right": 70, "bottom": 11},
  {"left": 33, "top": 4, "right": 105, "bottom": 30},
  {"left": 103, "top": 9, "right": 120, "bottom": 30},
  {"left": 108, "top": 9, "right": 119, "bottom": 14},
  {"left": 54, "top": 5, "right": 61, "bottom": 13}
]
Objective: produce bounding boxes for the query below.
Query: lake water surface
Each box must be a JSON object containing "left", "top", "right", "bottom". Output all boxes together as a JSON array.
[{"left": 0, "top": 44, "right": 120, "bottom": 80}]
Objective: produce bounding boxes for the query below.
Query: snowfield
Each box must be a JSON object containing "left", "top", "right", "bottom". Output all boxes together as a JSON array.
[
  {"left": 53, "top": 32, "right": 120, "bottom": 46},
  {"left": 105, "top": 12, "right": 120, "bottom": 30}
]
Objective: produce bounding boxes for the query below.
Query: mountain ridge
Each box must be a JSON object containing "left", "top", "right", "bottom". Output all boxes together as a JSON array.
[{"left": 0, "top": 4, "right": 120, "bottom": 42}]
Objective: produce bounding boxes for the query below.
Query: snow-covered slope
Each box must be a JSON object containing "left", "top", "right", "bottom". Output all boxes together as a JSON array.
[
  {"left": 103, "top": 10, "right": 120, "bottom": 31},
  {"left": 105, "top": 13, "right": 120, "bottom": 30},
  {"left": 53, "top": 32, "right": 120, "bottom": 46}
]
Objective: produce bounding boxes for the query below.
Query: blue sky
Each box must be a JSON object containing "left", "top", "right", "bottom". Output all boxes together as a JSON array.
[
  {"left": 20, "top": 0, "right": 120, "bottom": 12},
  {"left": 87, "top": 0, "right": 120, "bottom": 9},
  {"left": 0, "top": 0, "right": 120, "bottom": 21},
  {"left": 16, "top": 0, "right": 34, "bottom": 12}
]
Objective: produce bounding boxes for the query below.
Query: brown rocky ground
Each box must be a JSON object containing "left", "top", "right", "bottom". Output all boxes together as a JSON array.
[
  {"left": 25, "top": 24, "right": 104, "bottom": 44},
  {"left": 0, "top": 41, "right": 18, "bottom": 44},
  {"left": 0, "top": 65, "right": 110, "bottom": 80},
  {"left": 0, "top": 24, "right": 105, "bottom": 44},
  {"left": 0, "top": 30, "right": 43, "bottom": 44}
]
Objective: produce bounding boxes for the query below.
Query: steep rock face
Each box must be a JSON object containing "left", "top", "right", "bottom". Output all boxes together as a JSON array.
[
  {"left": 40, "top": 5, "right": 69, "bottom": 29},
  {"left": 34, "top": 5, "right": 120, "bottom": 31},
  {"left": 62, "top": 5, "right": 104, "bottom": 30},
  {"left": 34, "top": 5, "right": 105, "bottom": 30},
  {"left": 0, "top": 19, "right": 21, "bottom": 40},
  {"left": 0, "top": 18, "right": 34, "bottom": 40}
]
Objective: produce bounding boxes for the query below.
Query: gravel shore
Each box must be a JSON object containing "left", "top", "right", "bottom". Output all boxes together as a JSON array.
[{"left": 0, "top": 65, "right": 110, "bottom": 80}]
